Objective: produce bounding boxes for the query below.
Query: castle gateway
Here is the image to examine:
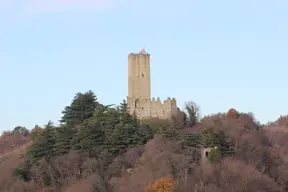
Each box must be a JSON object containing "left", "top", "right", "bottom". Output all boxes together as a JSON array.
[{"left": 126, "top": 49, "right": 178, "bottom": 119}]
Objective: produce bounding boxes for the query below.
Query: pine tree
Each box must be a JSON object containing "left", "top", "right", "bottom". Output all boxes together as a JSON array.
[
  {"left": 72, "top": 123, "right": 105, "bottom": 157},
  {"left": 54, "top": 125, "right": 76, "bottom": 155},
  {"left": 60, "top": 90, "right": 101, "bottom": 127},
  {"left": 26, "top": 121, "right": 57, "bottom": 163},
  {"left": 118, "top": 100, "right": 137, "bottom": 124}
]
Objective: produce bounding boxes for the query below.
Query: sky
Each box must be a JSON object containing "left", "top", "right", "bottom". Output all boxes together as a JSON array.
[{"left": 0, "top": 0, "right": 287, "bottom": 131}]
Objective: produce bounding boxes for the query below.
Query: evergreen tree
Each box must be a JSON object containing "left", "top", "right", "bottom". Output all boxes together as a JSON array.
[
  {"left": 26, "top": 121, "right": 57, "bottom": 163},
  {"left": 118, "top": 100, "right": 137, "bottom": 124},
  {"left": 71, "top": 105, "right": 111, "bottom": 156},
  {"left": 200, "top": 127, "right": 235, "bottom": 157},
  {"left": 182, "top": 133, "right": 201, "bottom": 148},
  {"left": 54, "top": 125, "right": 76, "bottom": 155},
  {"left": 105, "top": 123, "right": 138, "bottom": 155},
  {"left": 60, "top": 90, "right": 101, "bottom": 127},
  {"left": 72, "top": 123, "right": 105, "bottom": 157},
  {"left": 137, "top": 124, "right": 153, "bottom": 144}
]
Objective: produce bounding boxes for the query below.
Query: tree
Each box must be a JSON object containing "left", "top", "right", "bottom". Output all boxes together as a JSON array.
[
  {"left": 105, "top": 123, "right": 139, "bottom": 155},
  {"left": 117, "top": 100, "right": 137, "bottom": 125},
  {"left": 72, "top": 104, "right": 117, "bottom": 156},
  {"left": 54, "top": 125, "right": 76, "bottom": 156},
  {"left": 12, "top": 126, "right": 29, "bottom": 135},
  {"left": 226, "top": 108, "right": 239, "bottom": 118},
  {"left": 182, "top": 133, "right": 201, "bottom": 148},
  {"left": 207, "top": 147, "right": 221, "bottom": 163},
  {"left": 200, "top": 127, "right": 235, "bottom": 157},
  {"left": 184, "top": 101, "right": 200, "bottom": 126},
  {"left": 26, "top": 121, "right": 57, "bottom": 164},
  {"left": 13, "top": 92, "right": 155, "bottom": 188},
  {"left": 29, "top": 125, "right": 43, "bottom": 141},
  {"left": 146, "top": 177, "right": 175, "bottom": 192},
  {"left": 60, "top": 90, "right": 101, "bottom": 127},
  {"left": 72, "top": 123, "right": 105, "bottom": 157}
]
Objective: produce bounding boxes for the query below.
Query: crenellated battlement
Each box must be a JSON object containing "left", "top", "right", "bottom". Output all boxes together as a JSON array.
[{"left": 127, "top": 96, "right": 178, "bottom": 119}]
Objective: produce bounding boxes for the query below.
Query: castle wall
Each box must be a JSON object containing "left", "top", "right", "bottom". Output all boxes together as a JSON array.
[
  {"left": 127, "top": 96, "right": 178, "bottom": 120},
  {"left": 127, "top": 51, "right": 178, "bottom": 120},
  {"left": 128, "top": 53, "right": 151, "bottom": 100}
]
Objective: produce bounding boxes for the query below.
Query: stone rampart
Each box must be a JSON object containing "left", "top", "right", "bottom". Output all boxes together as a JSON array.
[{"left": 127, "top": 96, "right": 178, "bottom": 119}]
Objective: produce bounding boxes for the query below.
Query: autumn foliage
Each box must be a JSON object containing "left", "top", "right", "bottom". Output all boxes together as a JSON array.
[
  {"left": 226, "top": 108, "right": 239, "bottom": 118},
  {"left": 146, "top": 177, "right": 175, "bottom": 192},
  {"left": 29, "top": 125, "right": 43, "bottom": 141}
]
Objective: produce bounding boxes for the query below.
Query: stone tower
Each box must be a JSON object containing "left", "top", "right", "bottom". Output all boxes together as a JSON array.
[
  {"left": 126, "top": 50, "right": 179, "bottom": 120},
  {"left": 128, "top": 52, "right": 151, "bottom": 100}
]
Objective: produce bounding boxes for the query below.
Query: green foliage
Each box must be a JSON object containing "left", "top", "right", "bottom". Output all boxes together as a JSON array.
[
  {"left": 200, "top": 127, "right": 235, "bottom": 157},
  {"left": 141, "top": 118, "right": 169, "bottom": 134},
  {"left": 13, "top": 164, "right": 31, "bottom": 181},
  {"left": 159, "top": 124, "right": 179, "bottom": 140},
  {"left": 26, "top": 121, "right": 57, "bottom": 163},
  {"left": 137, "top": 124, "right": 153, "bottom": 144},
  {"left": 15, "top": 90, "right": 154, "bottom": 187},
  {"left": 182, "top": 133, "right": 201, "bottom": 148},
  {"left": 54, "top": 125, "right": 76, "bottom": 155},
  {"left": 12, "top": 126, "right": 29, "bottom": 134},
  {"left": 29, "top": 125, "right": 43, "bottom": 141},
  {"left": 72, "top": 122, "right": 105, "bottom": 157},
  {"left": 104, "top": 121, "right": 153, "bottom": 155},
  {"left": 207, "top": 147, "right": 221, "bottom": 163},
  {"left": 60, "top": 90, "right": 101, "bottom": 127},
  {"left": 144, "top": 118, "right": 179, "bottom": 140}
]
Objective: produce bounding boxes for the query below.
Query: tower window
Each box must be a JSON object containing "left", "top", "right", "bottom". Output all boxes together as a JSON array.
[{"left": 142, "top": 74, "right": 144, "bottom": 77}]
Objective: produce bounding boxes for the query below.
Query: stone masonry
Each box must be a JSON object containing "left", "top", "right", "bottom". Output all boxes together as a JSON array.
[{"left": 126, "top": 51, "right": 178, "bottom": 119}]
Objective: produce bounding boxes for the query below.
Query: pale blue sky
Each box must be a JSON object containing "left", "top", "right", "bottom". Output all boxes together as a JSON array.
[{"left": 0, "top": 0, "right": 287, "bottom": 131}]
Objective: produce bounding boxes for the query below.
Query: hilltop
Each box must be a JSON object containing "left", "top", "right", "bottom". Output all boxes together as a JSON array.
[{"left": 0, "top": 90, "right": 288, "bottom": 192}]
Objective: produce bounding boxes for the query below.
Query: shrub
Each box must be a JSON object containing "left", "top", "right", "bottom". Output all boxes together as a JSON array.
[
  {"left": 207, "top": 147, "right": 221, "bottom": 163},
  {"left": 226, "top": 108, "right": 239, "bottom": 119},
  {"left": 146, "top": 177, "right": 175, "bottom": 192},
  {"left": 29, "top": 125, "right": 43, "bottom": 141}
]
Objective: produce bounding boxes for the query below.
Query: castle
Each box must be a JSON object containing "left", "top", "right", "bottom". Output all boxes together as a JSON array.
[{"left": 126, "top": 50, "right": 179, "bottom": 119}]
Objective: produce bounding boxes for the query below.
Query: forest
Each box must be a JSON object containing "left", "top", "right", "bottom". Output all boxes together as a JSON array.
[{"left": 0, "top": 90, "right": 288, "bottom": 192}]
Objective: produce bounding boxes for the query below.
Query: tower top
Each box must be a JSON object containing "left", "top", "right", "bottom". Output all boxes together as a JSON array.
[
  {"left": 128, "top": 47, "right": 149, "bottom": 55},
  {"left": 129, "top": 51, "right": 150, "bottom": 56}
]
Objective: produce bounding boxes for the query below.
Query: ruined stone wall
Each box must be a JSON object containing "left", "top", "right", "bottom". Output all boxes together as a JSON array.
[{"left": 127, "top": 96, "right": 178, "bottom": 119}]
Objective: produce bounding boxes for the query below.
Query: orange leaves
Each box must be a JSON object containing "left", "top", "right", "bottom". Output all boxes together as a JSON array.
[
  {"left": 29, "top": 126, "right": 43, "bottom": 141},
  {"left": 226, "top": 108, "right": 239, "bottom": 119},
  {"left": 146, "top": 177, "right": 175, "bottom": 192}
]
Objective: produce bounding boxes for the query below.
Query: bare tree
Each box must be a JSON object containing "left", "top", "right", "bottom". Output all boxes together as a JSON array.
[{"left": 184, "top": 101, "right": 200, "bottom": 126}]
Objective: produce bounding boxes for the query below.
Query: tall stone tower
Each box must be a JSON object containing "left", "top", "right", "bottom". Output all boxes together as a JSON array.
[
  {"left": 128, "top": 52, "right": 151, "bottom": 100},
  {"left": 127, "top": 50, "right": 179, "bottom": 120}
]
